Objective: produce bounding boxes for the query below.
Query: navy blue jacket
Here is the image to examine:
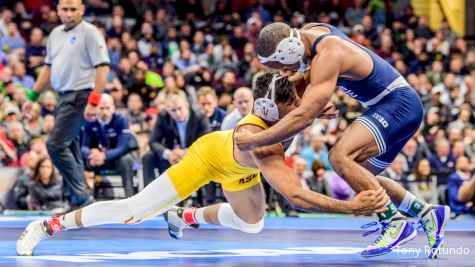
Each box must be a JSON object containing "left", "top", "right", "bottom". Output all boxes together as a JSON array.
[
  {"left": 81, "top": 112, "right": 131, "bottom": 163},
  {"left": 208, "top": 107, "right": 227, "bottom": 132},
  {"left": 428, "top": 153, "right": 456, "bottom": 172}
]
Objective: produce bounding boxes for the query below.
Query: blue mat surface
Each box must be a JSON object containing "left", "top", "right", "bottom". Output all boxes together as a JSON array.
[{"left": 1, "top": 215, "right": 474, "bottom": 266}]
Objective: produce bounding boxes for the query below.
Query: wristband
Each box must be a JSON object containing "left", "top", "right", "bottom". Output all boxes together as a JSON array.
[
  {"left": 27, "top": 90, "right": 40, "bottom": 102},
  {"left": 88, "top": 91, "right": 102, "bottom": 106}
]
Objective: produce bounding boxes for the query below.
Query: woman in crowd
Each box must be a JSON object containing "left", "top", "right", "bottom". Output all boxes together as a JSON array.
[
  {"left": 407, "top": 159, "right": 438, "bottom": 204},
  {"left": 28, "top": 157, "right": 65, "bottom": 212}
]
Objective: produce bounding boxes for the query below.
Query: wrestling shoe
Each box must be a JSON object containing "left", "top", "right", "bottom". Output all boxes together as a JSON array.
[
  {"left": 16, "top": 215, "right": 63, "bottom": 256},
  {"left": 163, "top": 206, "right": 199, "bottom": 239},
  {"left": 418, "top": 205, "right": 451, "bottom": 259},
  {"left": 361, "top": 217, "right": 417, "bottom": 257}
]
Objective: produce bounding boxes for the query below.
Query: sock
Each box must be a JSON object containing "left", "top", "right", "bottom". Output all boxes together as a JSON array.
[
  {"left": 61, "top": 212, "right": 80, "bottom": 230},
  {"left": 398, "top": 191, "right": 431, "bottom": 218},
  {"left": 377, "top": 200, "right": 404, "bottom": 222},
  {"left": 193, "top": 207, "right": 206, "bottom": 224}
]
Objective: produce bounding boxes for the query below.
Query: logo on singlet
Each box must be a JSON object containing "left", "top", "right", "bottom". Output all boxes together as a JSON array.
[
  {"left": 372, "top": 113, "right": 389, "bottom": 128},
  {"left": 239, "top": 173, "right": 258, "bottom": 184},
  {"left": 339, "top": 86, "right": 358, "bottom": 98}
]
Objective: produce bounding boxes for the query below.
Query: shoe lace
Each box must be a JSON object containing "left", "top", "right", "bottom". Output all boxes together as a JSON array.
[{"left": 361, "top": 221, "right": 394, "bottom": 245}]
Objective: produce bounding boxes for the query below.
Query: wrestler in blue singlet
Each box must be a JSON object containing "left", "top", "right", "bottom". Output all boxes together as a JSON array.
[{"left": 310, "top": 23, "right": 423, "bottom": 169}]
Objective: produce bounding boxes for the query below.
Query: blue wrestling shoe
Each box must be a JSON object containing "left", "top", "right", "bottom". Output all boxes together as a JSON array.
[
  {"left": 361, "top": 217, "right": 417, "bottom": 257},
  {"left": 418, "top": 205, "right": 451, "bottom": 259}
]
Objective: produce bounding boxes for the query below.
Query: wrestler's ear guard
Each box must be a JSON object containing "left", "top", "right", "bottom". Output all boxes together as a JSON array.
[{"left": 254, "top": 74, "right": 283, "bottom": 121}]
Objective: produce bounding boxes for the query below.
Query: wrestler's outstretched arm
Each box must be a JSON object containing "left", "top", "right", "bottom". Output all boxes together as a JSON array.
[{"left": 251, "top": 143, "right": 388, "bottom": 215}]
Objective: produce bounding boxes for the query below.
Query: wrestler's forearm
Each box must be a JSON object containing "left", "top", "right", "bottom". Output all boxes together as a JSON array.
[
  {"left": 290, "top": 188, "right": 354, "bottom": 214},
  {"left": 256, "top": 95, "right": 329, "bottom": 146},
  {"left": 257, "top": 154, "right": 353, "bottom": 214}
]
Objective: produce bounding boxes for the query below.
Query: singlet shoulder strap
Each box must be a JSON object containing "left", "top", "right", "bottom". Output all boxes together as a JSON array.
[{"left": 310, "top": 33, "right": 332, "bottom": 59}]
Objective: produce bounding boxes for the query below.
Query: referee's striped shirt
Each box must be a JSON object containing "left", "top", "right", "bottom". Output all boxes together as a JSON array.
[{"left": 45, "top": 20, "right": 110, "bottom": 92}]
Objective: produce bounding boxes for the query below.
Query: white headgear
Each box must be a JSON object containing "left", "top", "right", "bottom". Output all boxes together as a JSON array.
[
  {"left": 258, "top": 28, "right": 307, "bottom": 72},
  {"left": 254, "top": 74, "right": 284, "bottom": 122}
]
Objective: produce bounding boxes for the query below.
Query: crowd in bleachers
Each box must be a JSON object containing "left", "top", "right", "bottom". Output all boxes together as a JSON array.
[{"left": 1, "top": 0, "right": 475, "bottom": 217}]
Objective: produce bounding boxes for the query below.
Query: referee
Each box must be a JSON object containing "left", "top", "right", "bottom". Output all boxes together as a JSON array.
[{"left": 24, "top": 0, "right": 110, "bottom": 210}]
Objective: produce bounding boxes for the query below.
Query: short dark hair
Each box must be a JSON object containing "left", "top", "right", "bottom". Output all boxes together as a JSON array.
[
  {"left": 255, "top": 22, "right": 291, "bottom": 57},
  {"left": 254, "top": 73, "right": 295, "bottom": 104}
]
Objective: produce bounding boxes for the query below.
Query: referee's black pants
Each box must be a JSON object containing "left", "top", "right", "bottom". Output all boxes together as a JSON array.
[{"left": 46, "top": 90, "right": 92, "bottom": 206}]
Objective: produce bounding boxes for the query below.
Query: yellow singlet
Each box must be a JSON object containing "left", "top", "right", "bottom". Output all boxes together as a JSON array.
[{"left": 166, "top": 113, "right": 269, "bottom": 199}]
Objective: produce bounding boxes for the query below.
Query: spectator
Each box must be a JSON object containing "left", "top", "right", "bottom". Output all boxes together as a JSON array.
[
  {"left": 407, "top": 159, "right": 438, "bottom": 204},
  {"left": 214, "top": 45, "right": 239, "bottom": 79},
  {"left": 81, "top": 94, "right": 135, "bottom": 197},
  {"left": 400, "top": 138, "right": 420, "bottom": 175},
  {"left": 174, "top": 48, "right": 199, "bottom": 75},
  {"left": 2, "top": 104, "right": 22, "bottom": 125},
  {"left": 345, "top": 0, "right": 366, "bottom": 27},
  {"left": 7, "top": 120, "right": 30, "bottom": 161},
  {"left": 361, "top": 15, "right": 378, "bottom": 44},
  {"left": 191, "top": 31, "right": 207, "bottom": 55},
  {"left": 245, "top": 17, "right": 262, "bottom": 46},
  {"left": 154, "top": 8, "right": 169, "bottom": 40},
  {"left": 448, "top": 108, "right": 473, "bottom": 131},
  {"left": 41, "top": 114, "right": 55, "bottom": 135},
  {"left": 0, "top": 126, "right": 17, "bottom": 167},
  {"left": 23, "top": 102, "right": 42, "bottom": 138},
  {"left": 375, "top": 34, "right": 394, "bottom": 61},
  {"left": 381, "top": 155, "right": 406, "bottom": 182},
  {"left": 452, "top": 140, "right": 466, "bottom": 159},
  {"left": 216, "top": 71, "right": 238, "bottom": 109},
  {"left": 448, "top": 156, "right": 475, "bottom": 214},
  {"left": 28, "top": 157, "right": 65, "bottom": 211},
  {"left": 158, "top": 76, "right": 188, "bottom": 102},
  {"left": 308, "top": 159, "right": 333, "bottom": 197},
  {"left": 14, "top": 150, "right": 40, "bottom": 210},
  {"left": 20, "top": 135, "right": 48, "bottom": 167},
  {"left": 293, "top": 155, "right": 313, "bottom": 190},
  {"left": 0, "top": 22, "right": 25, "bottom": 52},
  {"left": 107, "top": 15, "right": 125, "bottom": 39},
  {"left": 12, "top": 61, "right": 35, "bottom": 89},
  {"left": 300, "top": 134, "right": 331, "bottom": 171},
  {"left": 25, "top": 27, "right": 46, "bottom": 72},
  {"left": 229, "top": 26, "right": 248, "bottom": 59},
  {"left": 137, "top": 22, "right": 155, "bottom": 58},
  {"left": 197, "top": 86, "right": 226, "bottom": 132},
  {"left": 414, "top": 16, "right": 432, "bottom": 39},
  {"left": 429, "top": 138, "right": 456, "bottom": 173},
  {"left": 117, "top": 57, "right": 134, "bottom": 90},
  {"left": 142, "top": 93, "right": 209, "bottom": 186},
  {"left": 221, "top": 87, "right": 253, "bottom": 130},
  {"left": 0, "top": 9, "right": 13, "bottom": 38},
  {"left": 126, "top": 93, "right": 147, "bottom": 133},
  {"left": 39, "top": 91, "right": 57, "bottom": 117}
]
